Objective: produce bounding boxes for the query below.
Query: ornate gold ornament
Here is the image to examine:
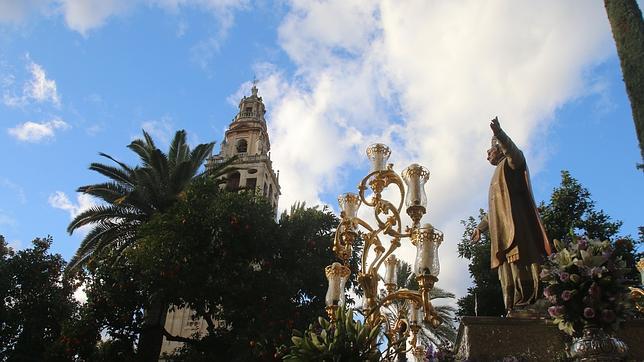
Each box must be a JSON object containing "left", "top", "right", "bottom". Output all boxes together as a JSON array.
[
  {"left": 325, "top": 143, "right": 444, "bottom": 357},
  {"left": 629, "top": 258, "right": 644, "bottom": 313}
]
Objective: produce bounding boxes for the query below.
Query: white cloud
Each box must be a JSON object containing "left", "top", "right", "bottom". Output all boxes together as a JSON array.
[
  {"left": 141, "top": 118, "right": 174, "bottom": 146},
  {"left": 86, "top": 123, "right": 104, "bottom": 136},
  {"left": 256, "top": 0, "right": 612, "bottom": 299},
  {"left": 57, "top": 0, "right": 248, "bottom": 41},
  {"left": 59, "top": 0, "right": 131, "bottom": 36},
  {"left": 8, "top": 118, "right": 70, "bottom": 142},
  {"left": 24, "top": 61, "right": 60, "bottom": 105},
  {"left": 3, "top": 59, "right": 61, "bottom": 107},
  {"left": 48, "top": 191, "right": 97, "bottom": 235},
  {"left": 48, "top": 191, "right": 95, "bottom": 218},
  {"left": 1, "top": 0, "right": 248, "bottom": 39},
  {"left": 0, "top": 0, "right": 51, "bottom": 23}
]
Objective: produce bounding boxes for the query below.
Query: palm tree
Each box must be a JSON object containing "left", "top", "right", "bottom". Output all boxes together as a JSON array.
[
  {"left": 67, "top": 130, "right": 219, "bottom": 269},
  {"left": 67, "top": 129, "right": 229, "bottom": 361}
]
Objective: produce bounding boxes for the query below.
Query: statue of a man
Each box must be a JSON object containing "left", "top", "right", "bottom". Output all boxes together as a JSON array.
[{"left": 471, "top": 117, "right": 551, "bottom": 314}]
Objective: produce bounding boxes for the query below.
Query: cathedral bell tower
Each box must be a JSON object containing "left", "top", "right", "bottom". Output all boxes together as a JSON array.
[
  {"left": 207, "top": 84, "right": 280, "bottom": 210},
  {"left": 160, "top": 84, "right": 281, "bottom": 358}
]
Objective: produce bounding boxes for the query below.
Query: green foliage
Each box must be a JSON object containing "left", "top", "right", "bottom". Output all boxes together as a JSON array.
[
  {"left": 132, "top": 177, "right": 282, "bottom": 359},
  {"left": 284, "top": 306, "right": 382, "bottom": 361},
  {"left": 539, "top": 171, "right": 622, "bottom": 243},
  {"left": 67, "top": 129, "right": 215, "bottom": 271},
  {"left": 456, "top": 211, "right": 505, "bottom": 317},
  {"left": 66, "top": 129, "right": 218, "bottom": 360},
  {"left": 0, "top": 236, "right": 78, "bottom": 361},
  {"left": 127, "top": 177, "right": 359, "bottom": 360}
]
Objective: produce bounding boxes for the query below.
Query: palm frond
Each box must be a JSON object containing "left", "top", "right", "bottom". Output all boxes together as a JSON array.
[
  {"left": 89, "top": 163, "right": 135, "bottom": 186},
  {"left": 67, "top": 205, "right": 144, "bottom": 234},
  {"left": 98, "top": 152, "right": 134, "bottom": 174},
  {"left": 430, "top": 287, "right": 456, "bottom": 300},
  {"left": 169, "top": 162, "right": 195, "bottom": 195},
  {"left": 128, "top": 139, "right": 155, "bottom": 168},
  {"left": 203, "top": 155, "right": 238, "bottom": 179},
  {"left": 168, "top": 130, "right": 188, "bottom": 167},
  {"left": 67, "top": 221, "right": 138, "bottom": 271},
  {"left": 189, "top": 142, "right": 215, "bottom": 172},
  {"left": 77, "top": 182, "right": 132, "bottom": 204},
  {"left": 142, "top": 129, "right": 156, "bottom": 149}
]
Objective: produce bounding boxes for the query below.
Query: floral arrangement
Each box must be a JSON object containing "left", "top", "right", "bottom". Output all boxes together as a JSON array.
[{"left": 540, "top": 236, "right": 630, "bottom": 336}]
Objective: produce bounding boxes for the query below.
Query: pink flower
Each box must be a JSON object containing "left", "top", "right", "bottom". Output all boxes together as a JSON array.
[
  {"left": 544, "top": 286, "right": 554, "bottom": 298},
  {"left": 548, "top": 305, "right": 565, "bottom": 317},
  {"left": 583, "top": 307, "right": 596, "bottom": 319},
  {"left": 561, "top": 290, "right": 573, "bottom": 301},
  {"left": 559, "top": 272, "right": 570, "bottom": 282}
]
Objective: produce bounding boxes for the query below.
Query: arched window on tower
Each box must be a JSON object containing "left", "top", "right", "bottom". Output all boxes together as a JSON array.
[
  {"left": 269, "top": 184, "right": 273, "bottom": 200},
  {"left": 236, "top": 139, "right": 248, "bottom": 153}
]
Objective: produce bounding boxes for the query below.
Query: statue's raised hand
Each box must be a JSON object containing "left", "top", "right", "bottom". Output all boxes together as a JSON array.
[{"left": 490, "top": 117, "right": 502, "bottom": 136}]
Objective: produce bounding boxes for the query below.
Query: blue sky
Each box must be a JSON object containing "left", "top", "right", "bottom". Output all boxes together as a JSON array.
[{"left": 0, "top": 1, "right": 642, "bottom": 299}]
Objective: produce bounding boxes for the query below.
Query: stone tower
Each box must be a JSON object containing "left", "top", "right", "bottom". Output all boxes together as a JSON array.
[
  {"left": 207, "top": 84, "right": 280, "bottom": 209},
  {"left": 159, "top": 85, "right": 280, "bottom": 358}
]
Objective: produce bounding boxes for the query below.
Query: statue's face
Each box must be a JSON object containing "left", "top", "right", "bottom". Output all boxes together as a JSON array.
[{"left": 487, "top": 146, "right": 503, "bottom": 166}]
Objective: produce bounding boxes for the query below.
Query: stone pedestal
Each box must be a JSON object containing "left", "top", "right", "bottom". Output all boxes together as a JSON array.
[{"left": 454, "top": 317, "right": 644, "bottom": 361}]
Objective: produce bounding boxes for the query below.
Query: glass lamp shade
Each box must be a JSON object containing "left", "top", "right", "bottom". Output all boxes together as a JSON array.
[
  {"left": 408, "top": 303, "right": 423, "bottom": 325},
  {"left": 402, "top": 164, "right": 430, "bottom": 208},
  {"left": 338, "top": 192, "right": 361, "bottom": 220},
  {"left": 325, "top": 262, "right": 351, "bottom": 307},
  {"left": 366, "top": 143, "right": 391, "bottom": 172},
  {"left": 384, "top": 254, "right": 398, "bottom": 286},
  {"left": 413, "top": 224, "right": 442, "bottom": 277}
]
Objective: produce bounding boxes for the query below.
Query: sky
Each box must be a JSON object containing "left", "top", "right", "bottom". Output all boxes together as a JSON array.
[{"left": 0, "top": 0, "right": 642, "bottom": 301}]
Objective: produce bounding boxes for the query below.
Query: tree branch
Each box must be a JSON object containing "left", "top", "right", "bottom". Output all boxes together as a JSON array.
[
  {"left": 194, "top": 304, "right": 216, "bottom": 333},
  {"left": 162, "top": 328, "right": 197, "bottom": 344}
]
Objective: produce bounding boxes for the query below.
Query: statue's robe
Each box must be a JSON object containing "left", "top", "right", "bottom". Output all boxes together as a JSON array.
[{"left": 478, "top": 130, "right": 551, "bottom": 310}]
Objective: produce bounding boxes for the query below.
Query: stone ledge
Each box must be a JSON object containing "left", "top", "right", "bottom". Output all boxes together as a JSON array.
[{"left": 454, "top": 316, "right": 644, "bottom": 361}]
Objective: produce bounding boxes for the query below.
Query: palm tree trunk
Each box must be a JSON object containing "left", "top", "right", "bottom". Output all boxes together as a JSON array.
[
  {"left": 138, "top": 293, "right": 168, "bottom": 361},
  {"left": 604, "top": 0, "right": 644, "bottom": 165}
]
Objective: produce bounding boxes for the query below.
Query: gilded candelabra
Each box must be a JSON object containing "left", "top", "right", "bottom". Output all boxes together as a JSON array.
[
  {"left": 629, "top": 258, "right": 644, "bottom": 313},
  {"left": 324, "top": 143, "right": 444, "bottom": 357}
]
